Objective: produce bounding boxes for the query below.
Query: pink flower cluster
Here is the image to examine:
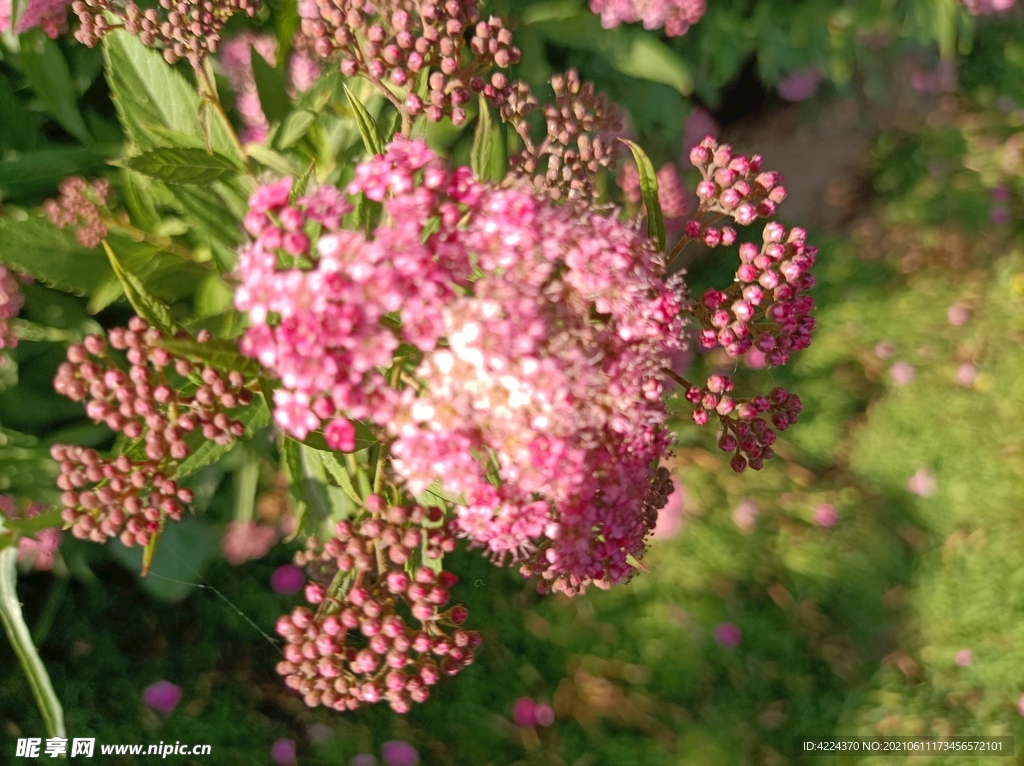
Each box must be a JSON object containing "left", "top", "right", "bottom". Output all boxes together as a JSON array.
[
  {"left": 219, "top": 32, "right": 320, "bottom": 144},
  {"left": 235, "top": 139, "right": 472, "bottom": 447},
  {"left": 388, "top": 184, "right": 683, "bottom": 595},
  {"left": 0, "top": 266, "right": 23, "bottom": 364},
  {"left": 44, "top": 176, "right": 110, "bottom": 248},
  {"left": 589, "top": 0, "right": 705, "bottom": 36},
  {"left": 0, "top": 496, "right": 61, "bottom": 571},
  {"left": 0, "top": 0, "right": 72, "bottom": 37}
]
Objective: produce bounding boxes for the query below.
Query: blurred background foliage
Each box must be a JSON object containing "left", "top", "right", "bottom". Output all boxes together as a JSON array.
[{"left": 2, "top": 0, "right": 1024, "bottom": 764}]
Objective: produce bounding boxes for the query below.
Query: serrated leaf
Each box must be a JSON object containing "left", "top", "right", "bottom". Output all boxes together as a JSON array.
[
  {"left": 157, "top": 336, "right": 262, "bottom": 376},
  {"left": 471, "top": 93, "right": 493, "bottom": 182},
  {"left": 123, "top": 147, "right": 239, "bottom": 184},
  {"left": 251, "top": 46, "right": 292, "bottom": 125},
  {"left": 344, "top": 85, "right": 384, "bottom": 157},
  {"left": 281, "top": 436, "right": 337, "bottom": 536},
  {"left": 174, "top": 395, "right": 271, "bottom": 478},
  {"left": 19, "top": 31, "right": 92, "bottom": 145},
  {"left": 620, "top": 139, "right": 665, "bottom": 252},
  {"left": 103, "top": 30, "right": 237, "bottom": 159},
  {"left": 0, "top": 548, "right": 66, "bottom": 739},
  {"left": 246, "top": 144, "right": 302, "bottom": 176},
  {"left": 102, "top": 241, "right": 180, "bottom": 335},
  {"left": 0, "top": 215, "right": 112, "bottom": 295}
]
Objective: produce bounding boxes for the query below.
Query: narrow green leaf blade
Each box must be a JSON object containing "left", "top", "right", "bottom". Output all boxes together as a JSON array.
[
  {"left": 318, "top": 450, "right": 362, "bottom": 504},
  {"left": 0, "top": 548, "right": 66, "bottom": 739},
  {"left": 620, "top": 139, "right": 665, "bottom": 252},
  {"left": 471, "top": 93, "right": 493, "bottom": 182},
  {"left": 250, "top": 46, "right": 292, "bottom": 125},
  {"left": 275, "top": 109, "right": 318, "bottom": 150},
  {"left": 613, "top": 31, "right": 694, "bottom": 96},
  {"left": 344, "top": 85, "right": 384, "bottom": 157},
  {"left": 246, "top": 144, "right": 302, "bottom": 176},
  {"left": 102, "top": 240, "right": 180, "bottom": 335},
  {"left": 123, "top": 147, "right": 239, "bottom": 184}
]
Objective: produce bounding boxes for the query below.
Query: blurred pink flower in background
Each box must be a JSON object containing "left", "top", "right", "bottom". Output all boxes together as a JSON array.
[
  {"left": 535, "top": 704, "right": 555, "bottom": 726},
  {"left": 653, "top": 480, "right": 685, "bottom": 540},
  {"left": 270, "top": 564, "right": 305, "bottom": 594},
  {"left": 350, "top": 756, "right": 376, "bottom": 766},
  {"left": 778, "top": 68, "right": 823, "bottom": 102},
  {"left": 963, "top": 0, "right": 1015, "bottom": 14},
  {"left": 589, "top": 0, "right": 705, "bottom": 37},
  {"left": 957, "top": 363, "right": 978, "bottom": 387},
  {"left": 955, "top": 649, "right": 974, "bottom": 667},
  {"left": 682, "top": 107, "right": 719, "bottom": 157},
  {"left": 745, "top": 348, "right": 768, "bottom": 369},
  {"left": 0, "top": 496, "right": 61, "bottom": 571},
  {"left": 221, "top": 520, "right": 277, "bottom": 565},
  {"left": 270, "top": 738, "right": 296, "bottom": 765},
  {"left": 142, "top": 680, "right": 182, "bottom": 714},
  {"left": 813, "top": 504, "right": 839, "bottom": 527},
  {"left": 1, "top": 0, "right": 72, "bottom": 38},
  {"left": 875, "top": 341, "right": 896, "bottom": 359},
  {"left": 908, "top": 468, "right": 937, "bottom": 497},
  {"left": 890, "top": 361, "right": 915, "bottom": 386},
  {"left": 714, "top": 622, "right": 742, "bottom": 647},
  {"left": 381, "top": 741, "right": 418, "bottom": 766},
  {"left": 733, "top": 497, "right": 758, "bottom": 532},
  {"left": 306, "top": 723, "right": 333, "bottom": 743},
  {"left": 947, "top": 304, "right": 972, "bottom": 326},
  {"left": 512, "top": 696, "right": 538, "bottom": 727}
]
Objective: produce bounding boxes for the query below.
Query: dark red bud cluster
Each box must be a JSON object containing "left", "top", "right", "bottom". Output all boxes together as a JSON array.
[
  {"left": 686, "top": 378, "right": 802, "bottom": 472},
  {"left": 695, "top": 222, "right": 816, "bottom": 364},
  {"left": 509, "top": 69, "right": 623, "bottom": 201},
  {"left": 73, "top": 0, "right": 259, "bottom": 66},
  {"left": 53, "top": 445, "right": 194, "bottom": 546},
  {"left": 54, "top": 317, "right": 253, "bottom": 462},
  {"left": 278, "top": 496, "right": 472, "bottom": 713},
  {"left": 296, "top": 0, "right": 519, "bottom": 126}
]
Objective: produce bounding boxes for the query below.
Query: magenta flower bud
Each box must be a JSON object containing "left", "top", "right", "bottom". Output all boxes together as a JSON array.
[
  {"left": 714, "top": 622, "right": 742, "bottom": 646},
  {"left": 696, "top": 180, "right": 716, "bottom": 199},
  {"left": 142, "top": 680, "right": 182, "bottom": 714},
  {"left": 271, "top": 738, "right": 297, "bottom": 765},
  {"left": 270, "top": 564, "right": 305, "bottom": 594},
  {"left": 689, "top": 146, "right": 709, "bottom": 166},
  {"left": 691, "top": 407, "right": 709, "bottom": 426},
  {"left": 813, "top": 504, "right": 838, "bottom": 527},
  {"left": 512, "top": 696, "right": 538, "bottom": 727},
  {"left": 381, "top": 740, "right": 419, "bottom": 766},
  {"left": 734, "top": 204, "right": 757, "bottom": 225}
]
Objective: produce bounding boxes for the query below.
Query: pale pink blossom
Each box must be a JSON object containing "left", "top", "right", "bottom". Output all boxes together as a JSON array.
[
  {"left": 0, "top": 266, "right": 23, "bottom": 364},
  {"left": 220, "top": 521, "right": 277, "bottom": 564},
  {"left": 778, "top": 68, "right": 823, "bottom": 102},
  {"left": 590, "top": 0, "right": 705, "bottom": 36},
  {"left": 907, "top": 468, "right": 937, "bottom": 497},
  {"left": 14, "top": 0, "right": 71, "bottom": 38}
]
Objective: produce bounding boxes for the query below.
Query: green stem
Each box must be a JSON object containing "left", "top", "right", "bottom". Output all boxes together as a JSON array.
[
  {"left": 0, "top": 547, "right": 66, "bottom": 740},
  {"left": 195, "top": 65, "right": 252, "bottom": 172},
  {"left": 32, "top": 574, "right": 68, "bottom": 647}
]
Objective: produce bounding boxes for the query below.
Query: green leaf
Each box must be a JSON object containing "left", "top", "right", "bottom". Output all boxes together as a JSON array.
[
  {"left": 250, "top": 46, "right": 292, "bottom": 125},
  {"left": 301, "top": 420, "right": 377, "bottom": 453},
  {"left": 0, "top": 548, "right": 66, "bottom": 739},
  {"left": 157, "top": 336, "right": 263, "bottom": 377},
  {"left": 471, "top": 93, "right": 494, "bottom": 182},
  {"left": 232, "top": 447, "right": 259, "bottom": 524},
  {"left": 275, "top": 109, "right": 318, "bottom": 150},
  {"left": 123, "top": 147, "right": 240, "bottom": 185},
  {"left": 102, "top": 241, "right": 180, "bottom": 335},
  {"left": 1, "top": 510, "right": 63, "bottom": 535},
  {"left": 417, "top": 480, "right": 465, "bottom": 509},
  {"left": 0, "top": 146, "right": 115, "bottom": 203},
  {"left": 107, "top": 517, "right": 219, "bottom": 602},
  {"left": 281, "top": 436, "right": 335, "bottom": 535},
  {"left": 103, "top": 30, "right": 237, "bottom": 159},
  {"left": 317, "top": 450, "right": 362, "bottom": 504},
  {"left": 19, "top": 31, "right": 92, "bottom": 144},
  {"left": 620, "top": 139, "right": 665, "bottom": 252},
  {"left": 165, "top": 184, "right": 243, "bottom": 246},
  {"left": 345, "top": 84, "right": 385, "bottom": 157},
  {"left": 611, "top": 32, "right": 694, "bottom": 97},
  {"left": 246, "top": 144, "right": 302, "bottom": 177},
  {"left": 0, "top": 215, "right": 112, "bottom": 295},
  {"left": 174, "top": 395, "right": 271, "bottom": 478}
]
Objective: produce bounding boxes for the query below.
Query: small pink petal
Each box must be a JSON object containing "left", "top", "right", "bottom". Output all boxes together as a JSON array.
[
  {"left": 142, "top": 680, "right": 182, "bottom": 714},
  {"left": 270, "top": 564, "right": 305, "bottom": 594}
]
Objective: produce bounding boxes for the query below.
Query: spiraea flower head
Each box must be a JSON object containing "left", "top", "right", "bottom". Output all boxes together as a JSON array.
[
  {"left": 0, "top": 266, "right": 24, "bottom": 364},
  {"left": 589, "top": 0, "right": 705, "bottom": 37},
  {"left": 44, "top": 176, "right": 110, "bottom": 248}
]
